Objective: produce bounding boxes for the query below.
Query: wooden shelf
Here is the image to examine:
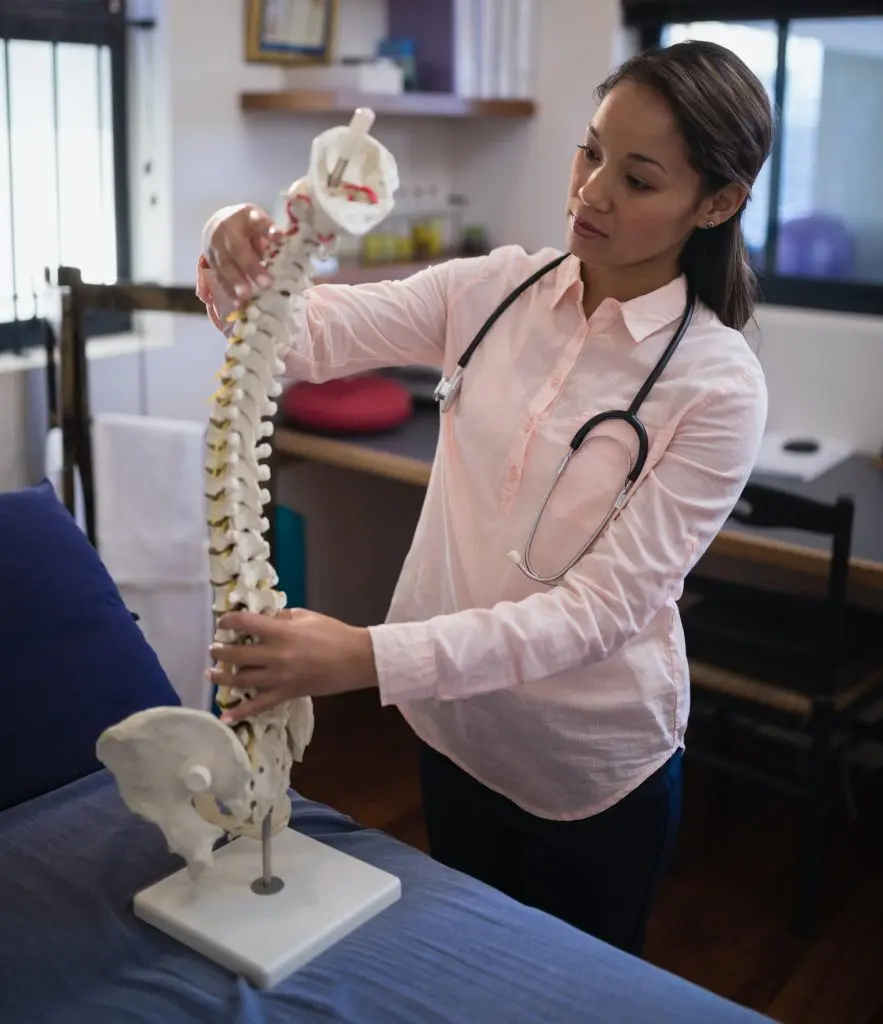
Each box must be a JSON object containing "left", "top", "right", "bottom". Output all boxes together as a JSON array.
[{"left": 239, "top": 89, "right": 535, "bottom": 119}]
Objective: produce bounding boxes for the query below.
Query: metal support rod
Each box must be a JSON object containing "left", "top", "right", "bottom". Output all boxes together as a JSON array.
[
  {"left": 261, "top": 811, "right": 272, "bottom": 888},
  {"left": 327, "top": 107, "right": 375, "bottom": 188},
  {"left": 251, "top": 811, "right": 283, "bottom": 895}
]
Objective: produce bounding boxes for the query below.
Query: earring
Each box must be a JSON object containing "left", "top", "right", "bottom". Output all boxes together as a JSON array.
[{"left": 704, "top": 220, "right": 715, "bottom": 229}]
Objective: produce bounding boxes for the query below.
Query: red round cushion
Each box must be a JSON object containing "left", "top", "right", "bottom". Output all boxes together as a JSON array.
[{"left": 280, "top": 374, "right": 414, "bottom": 435}]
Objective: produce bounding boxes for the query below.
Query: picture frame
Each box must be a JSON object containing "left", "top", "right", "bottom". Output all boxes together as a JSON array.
[{"left": 245, "top": 0, "right": 339, "bottom": 65}]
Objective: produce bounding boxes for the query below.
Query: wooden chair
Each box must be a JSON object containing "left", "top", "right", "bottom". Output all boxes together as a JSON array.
[{"left": 681, "top": 483, "right": 883, "bottom": 936}]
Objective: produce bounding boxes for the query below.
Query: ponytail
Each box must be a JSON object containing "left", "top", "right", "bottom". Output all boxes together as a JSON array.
[{"left": 680, "top": 214, "right": 757, "bottom": 331}]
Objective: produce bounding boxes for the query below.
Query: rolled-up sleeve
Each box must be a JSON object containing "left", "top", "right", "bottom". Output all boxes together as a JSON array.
[{"left": 369, "top": 371, "right": 767, "bottom": 704}]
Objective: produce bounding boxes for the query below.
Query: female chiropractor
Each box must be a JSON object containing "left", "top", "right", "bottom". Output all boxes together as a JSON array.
[{"left": 196, "top": 40, "right": 772, "bottom": 956}]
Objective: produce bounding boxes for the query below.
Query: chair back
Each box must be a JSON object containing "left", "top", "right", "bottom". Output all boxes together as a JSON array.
[{"left": 730, "top": 483, "right": 855, "bottom": 693}]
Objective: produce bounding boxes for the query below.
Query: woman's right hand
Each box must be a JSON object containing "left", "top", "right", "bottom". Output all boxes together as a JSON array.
[{"left": 201, "top": 203, "right": 284, "bottom": 303}]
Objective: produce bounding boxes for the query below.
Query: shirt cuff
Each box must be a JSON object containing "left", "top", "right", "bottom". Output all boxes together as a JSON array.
[{"left": 368, "top": 621, "right": 439, "bottom": 705}]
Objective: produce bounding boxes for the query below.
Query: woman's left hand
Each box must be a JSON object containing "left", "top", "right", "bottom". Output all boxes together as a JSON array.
[{"left": 208, "top": 609, "right": 378, "bottom": 723}]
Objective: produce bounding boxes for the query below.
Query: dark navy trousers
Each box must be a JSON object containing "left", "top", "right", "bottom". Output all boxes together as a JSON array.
[{"left": 418, "top": 742, "right": 683, "bottom": 956}]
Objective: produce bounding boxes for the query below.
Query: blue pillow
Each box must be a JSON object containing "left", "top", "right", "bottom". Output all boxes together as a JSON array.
[{"left": 0, "top": 479, "right": 180, "bottom": 810}]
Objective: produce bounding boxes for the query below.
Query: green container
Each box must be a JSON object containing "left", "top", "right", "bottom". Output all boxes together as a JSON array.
[{"left": 274, "top": 505, "right": 307, "bottom": 609}]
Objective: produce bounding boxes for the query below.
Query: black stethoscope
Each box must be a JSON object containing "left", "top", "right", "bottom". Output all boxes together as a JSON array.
[{"left": 433, "top": 253, "right": 697, "bottom": 585}]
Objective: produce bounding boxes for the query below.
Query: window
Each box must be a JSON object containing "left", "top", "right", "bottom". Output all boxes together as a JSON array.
[
  {"left": 0, "top": 1, "right": 133, "bottom": 353},
  {"left": 627, "top": 3, "right": 883, "bottom": 316},
  {"left": 778, "top": 19, "right": 883, "bottom": 289}
]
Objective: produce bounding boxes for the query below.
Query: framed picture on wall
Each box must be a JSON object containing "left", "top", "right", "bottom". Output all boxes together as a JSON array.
[{"left": 245, "top": 0, "right": 339, "bottom": 65}]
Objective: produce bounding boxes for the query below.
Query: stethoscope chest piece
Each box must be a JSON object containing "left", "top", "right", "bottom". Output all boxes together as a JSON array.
[{"left": 433, "top": 365, "right": 464, "bottom": 412}]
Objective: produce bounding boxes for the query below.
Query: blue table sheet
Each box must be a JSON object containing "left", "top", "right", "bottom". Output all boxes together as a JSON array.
[{"left": 0, "top": 771, "right": 772, "bottom": 1023}]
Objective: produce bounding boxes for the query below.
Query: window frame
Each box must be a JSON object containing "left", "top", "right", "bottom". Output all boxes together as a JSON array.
[
  {"left": 0, "top": 0, "right": 135, "bottom": 353},
  {"left": 634, "top": 9, "right": 883, "bottom": 318}
]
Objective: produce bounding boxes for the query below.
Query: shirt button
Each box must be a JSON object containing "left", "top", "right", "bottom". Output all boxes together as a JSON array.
[{"left": 550, "top": 374, "right": 562, "bottom": 388}]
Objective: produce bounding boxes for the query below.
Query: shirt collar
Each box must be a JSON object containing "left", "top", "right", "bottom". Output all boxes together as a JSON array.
[
  {"left": 619, "top": 275, "right": 689, "bottom": 343},
  {"left": 551, "top": 255, "right": 690, "bottom": 344},
  {"left": 550, "top": 253, "right": 583, "bottom": 308}
]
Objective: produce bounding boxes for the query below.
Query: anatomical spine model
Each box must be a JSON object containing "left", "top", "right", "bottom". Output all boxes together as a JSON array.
[{"left": 96, "top": 110, "right": 398, "bottom": 878}]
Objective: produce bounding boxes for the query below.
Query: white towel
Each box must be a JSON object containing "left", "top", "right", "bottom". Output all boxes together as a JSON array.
[
  {"left": 118, "top": 581, "right": 213, "bottom": 711},
  {"left": 92, "top": 412, "right": 209, "bottom": 585},
  {"left": 92, "top": 413, "right": 213, "bottom": 709}
]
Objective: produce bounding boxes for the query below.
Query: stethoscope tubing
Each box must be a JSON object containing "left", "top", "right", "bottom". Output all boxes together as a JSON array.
[{"left": 435, "top": 253, "right": 697, "bottom": 584}]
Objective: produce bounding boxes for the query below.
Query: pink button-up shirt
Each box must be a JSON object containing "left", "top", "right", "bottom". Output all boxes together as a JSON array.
[{"left": 204, "top": 244, "right": 767, "bottom": 820}]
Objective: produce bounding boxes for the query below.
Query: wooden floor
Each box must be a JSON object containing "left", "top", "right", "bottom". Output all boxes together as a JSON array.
[{"left": 292, "top": 690, "right": 883, "bottom": 1024}]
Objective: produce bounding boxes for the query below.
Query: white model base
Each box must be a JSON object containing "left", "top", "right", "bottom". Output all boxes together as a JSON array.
[{"left": 133, "top": 826, "right": 401, "bottom": 988}]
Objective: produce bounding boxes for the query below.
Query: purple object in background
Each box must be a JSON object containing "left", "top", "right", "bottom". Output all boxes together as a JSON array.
[
  {"left": 387, "top": 0, "right": 455, "bottom": 92},
  {"left": 776, "top": 214, "right": 856, "bottom": 279}
]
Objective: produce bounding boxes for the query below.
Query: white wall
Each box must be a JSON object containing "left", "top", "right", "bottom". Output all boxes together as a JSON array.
[
  {"left": 750, "top": 305, "right": 882, "bottom": 450},
  {"left": 1, "top": 0, "right": 882, "bottom": 495}
]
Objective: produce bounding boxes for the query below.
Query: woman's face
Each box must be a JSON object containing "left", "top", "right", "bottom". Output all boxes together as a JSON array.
[{"left": 566, "top": 80, "right": 717, "bottom": 275}]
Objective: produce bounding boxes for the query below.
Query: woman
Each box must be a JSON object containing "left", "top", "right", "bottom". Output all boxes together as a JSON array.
[{"left": 197, "top": 41, "right": 773, "bottom": 956}]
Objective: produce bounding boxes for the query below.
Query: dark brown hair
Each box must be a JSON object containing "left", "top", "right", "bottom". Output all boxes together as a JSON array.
[{"left": 596, "top": 40, "right": 774, "bottom": 331}]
